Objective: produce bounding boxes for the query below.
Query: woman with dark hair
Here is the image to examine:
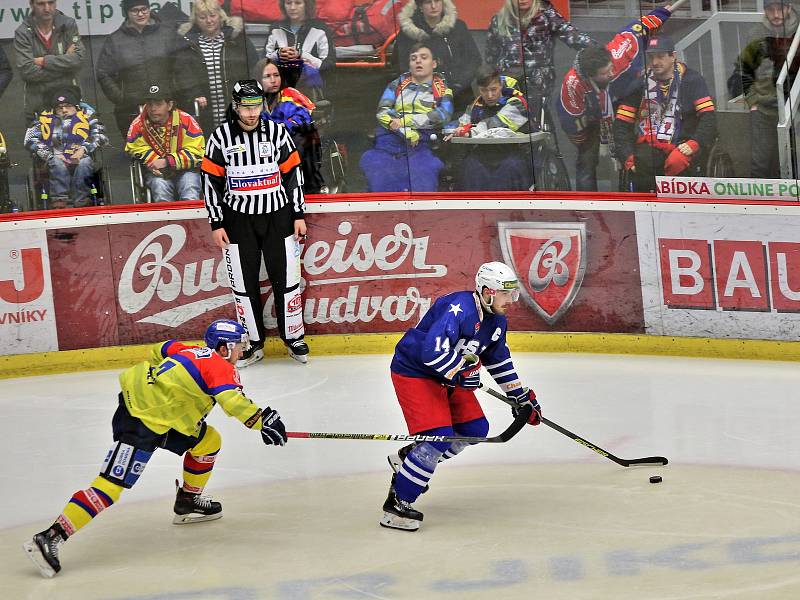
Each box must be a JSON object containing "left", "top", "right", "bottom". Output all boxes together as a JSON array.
[
  {"left": 175, "top": 0, "right": 259, "bottom": 133},
  {"left": 264, "top": 0, "right": 335, "bottom": 94},
  {"left": 255, "top": 57, "right": 326, "bottom": 193},
  {"left": 393, "top": 0, "right": 481, "bottom": 108}
]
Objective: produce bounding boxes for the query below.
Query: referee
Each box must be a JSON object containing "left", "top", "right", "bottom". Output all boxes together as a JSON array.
[{"left": 202, "top": 79, "right": 309, "bottom": 367}]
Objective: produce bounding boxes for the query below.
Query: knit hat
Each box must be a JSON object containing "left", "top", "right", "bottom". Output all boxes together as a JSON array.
[
  {"left": 122, "top": 0, "right": 150, "bottom": 13},
  {"left": 51, "top": 86, "right": 81, "bottom": 108}
]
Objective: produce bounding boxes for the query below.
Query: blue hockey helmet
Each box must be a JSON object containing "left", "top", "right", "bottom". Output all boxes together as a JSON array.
[{"left": 204, "top": 319, "right": 248, "bottom": 352}]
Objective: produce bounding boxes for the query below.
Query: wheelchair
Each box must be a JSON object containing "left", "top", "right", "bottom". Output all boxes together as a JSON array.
[
  {"left": 307, "top": 90, "right": 347, "bottom": 194},
  {"left": 129, "top": 159, "right": 152, "bottom": 203},
  {"left": 0, "top": 130, "right": 13, "bottom": 212},
  {"left": 26, "top": 152, "right": 111, "bottom": 210},
  {"left": 617, "top": 139, "right": 735, "bottom": 192}
]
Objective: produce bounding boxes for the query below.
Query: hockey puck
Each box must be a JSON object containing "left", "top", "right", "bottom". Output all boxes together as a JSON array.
[{"left": 649, "top": 475, "right": 663, "bottom": 484}]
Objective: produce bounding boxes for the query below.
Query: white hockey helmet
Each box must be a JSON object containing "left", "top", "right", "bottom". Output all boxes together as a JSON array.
[{"left": 475, "top": 262, "right": 520, "bottom": 310}]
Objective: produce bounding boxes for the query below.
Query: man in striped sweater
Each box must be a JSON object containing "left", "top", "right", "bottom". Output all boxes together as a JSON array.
[
  {"left": 125, "top": 82, "right": 205, "bottom": 202},
  {"left": 201, "top": 79, "right": 309, "bottom": 368}
]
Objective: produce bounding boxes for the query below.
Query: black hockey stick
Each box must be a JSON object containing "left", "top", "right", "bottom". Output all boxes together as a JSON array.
[
  {"left": 480, "top": 385, "right": 669, "bottom": 467},
  {"left": 287, "top": 403, "right": 531, "bottom": 444}
]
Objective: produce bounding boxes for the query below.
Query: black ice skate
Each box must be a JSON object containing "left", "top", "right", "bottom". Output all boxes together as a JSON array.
[
  {"left": 286, "top": 339, "right": 309, "bottom": 364},
  {"left": 173, "top": 481, "right": 223, "bottom": 524},
  {"left": 236, "top": 341, "right": 264, "bottom": 369},
  {"left": 380, "top": 476, "right": 423, "bottom": 532},
  {"left": 387, "top": 444, "right": 429, "bottom": 494},
  {"left": 23, "top": 522, "right": 67, "bottom": 578}
]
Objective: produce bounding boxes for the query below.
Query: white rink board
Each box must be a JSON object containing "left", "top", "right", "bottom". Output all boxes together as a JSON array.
[{"left": 636, "top": 210, "right": 800, "bottom": 339}]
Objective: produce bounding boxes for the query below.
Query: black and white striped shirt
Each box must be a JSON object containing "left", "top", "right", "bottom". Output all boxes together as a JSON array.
[
  {"left": 197, "top": 32, "right": 226, "bottom": 128},
  {"left": 202, "top": 117, "right": 305, "bottom": 229}
]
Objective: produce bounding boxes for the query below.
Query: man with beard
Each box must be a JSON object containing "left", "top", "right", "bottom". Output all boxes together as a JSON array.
[{"left": 557, "top": 6, "right": 673, "bottom": 190}]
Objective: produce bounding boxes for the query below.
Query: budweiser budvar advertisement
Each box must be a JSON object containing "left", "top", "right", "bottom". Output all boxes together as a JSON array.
[
  {"left": 4, "top": 207, "right": 643, "bottom": 354},
  {"left": 636, "top": 211, "right": 800, "bottom": 340}
]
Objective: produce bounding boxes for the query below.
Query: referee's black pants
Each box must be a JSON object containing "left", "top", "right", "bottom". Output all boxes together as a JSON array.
[{"left": 222, "top": 203, "right": 305, "bottom": 345}]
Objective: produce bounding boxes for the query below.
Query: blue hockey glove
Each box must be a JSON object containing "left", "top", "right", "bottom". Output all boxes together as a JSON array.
[
  {"left": 261, "top": 407, "right": 287, "bottom": 446},
  {"left": 510, "top": 388, "right": 542, "bottom": 426}
]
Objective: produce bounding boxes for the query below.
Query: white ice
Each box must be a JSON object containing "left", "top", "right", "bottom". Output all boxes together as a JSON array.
[{"left": 2, "top": 353, "right": 800, "bottom": 599}]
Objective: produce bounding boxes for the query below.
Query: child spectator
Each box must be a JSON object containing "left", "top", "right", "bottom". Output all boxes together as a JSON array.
[
  {"left": 24, "top": 86, "right": 109, "bottom": 208},
  {"left": 264, "top": 0, "right": 335, "bottom": 94},
  {"left": 359, "top": 43, "right": 453, "bottom": 192},
  {"left": 447, "top": 66, "right": 530, "bottom": 190},
  {"left": 125, "top": 83, "right": 205, "bottom": 202}
]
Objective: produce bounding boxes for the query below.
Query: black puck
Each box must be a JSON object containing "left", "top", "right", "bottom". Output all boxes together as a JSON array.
[{"left": 649, "top": 475, "right": 663, "bottom": 484}]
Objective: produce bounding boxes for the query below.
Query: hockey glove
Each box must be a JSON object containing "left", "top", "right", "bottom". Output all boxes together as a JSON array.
[
  {"left": 452, "top": 355, "right": 481, "bottom": 389},
  {"left": 510, "top": 388, "right": 542, "bottom": 426},
  {"left": 260, "top": 407, "right": 288, "bottom": 446}
]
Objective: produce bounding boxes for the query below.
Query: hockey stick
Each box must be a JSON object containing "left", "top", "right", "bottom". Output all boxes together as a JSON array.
[
  {"left": 480, "top": 385, "right": 669, "bottom": 467},
  {"left": 286, "top": 403, "right": 531, "bottom": 444}
]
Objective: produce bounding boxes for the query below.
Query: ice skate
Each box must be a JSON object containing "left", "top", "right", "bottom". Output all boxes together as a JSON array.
[
  {"left": 286, "top": 339, "right": 309, "bottom": 364},
  {"left": 173, "top": 481, "right": 223, "bottom": 524},
  {"left": 388, "top": 444, "right": 429, "bottom": 494},
  {"left": 380, "top": 476, "right": 423, "bottom": 531},
  {"left": 236, "top": 341, "right": 264, "bottom": 369},
  {"left": 23, "top": 523, "right": 66, "bottom": 578}
]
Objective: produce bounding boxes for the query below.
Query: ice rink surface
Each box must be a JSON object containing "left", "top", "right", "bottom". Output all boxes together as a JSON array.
[{"left": 2, "top": 352, "right": 800, "bottom": 599}]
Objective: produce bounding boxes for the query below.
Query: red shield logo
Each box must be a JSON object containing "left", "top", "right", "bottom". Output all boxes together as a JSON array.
[{"left": 498, "top": 222, "right": 587, "bottom": 325}]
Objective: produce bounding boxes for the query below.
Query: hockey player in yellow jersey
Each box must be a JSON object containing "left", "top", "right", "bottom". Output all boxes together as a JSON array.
[{"left": 23, "top": 319, "right": 289, "bottom": 578}]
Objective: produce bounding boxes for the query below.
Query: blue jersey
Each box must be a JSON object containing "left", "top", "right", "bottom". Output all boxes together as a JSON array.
[{"left": 391, "top": 290, "right": 525, "bottom": 397}]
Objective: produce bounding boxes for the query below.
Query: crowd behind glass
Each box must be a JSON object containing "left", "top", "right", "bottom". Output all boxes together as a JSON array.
[{"left": 0, "top": 0, "right": 797, "bottom": 213}]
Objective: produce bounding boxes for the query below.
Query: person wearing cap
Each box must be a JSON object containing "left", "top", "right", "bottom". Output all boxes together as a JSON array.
[
  {"left": 201, "top": 79, "right": 310, "bottom": 367},
  {"left": 14, "top": 0, "right": 86, "bottom": 121},
  {"left": 613, "top": 36, "right": 718, "bottom": 192},
  {"left": 728, "top": 0, "right": 799, "bottom": 179},
  {"left": 557, "top": 6, "right": 674, "bottom": 191},
  {"left": 393, "top": 0, "right": 482, "bottom": 108},
  {"left": 96, "top": 0, "right": 181, "bottom": 138},
  {"left": 24, "top": 86, "right": 109, "bottom": 208},
  {"left": 124, "top": 83, "right": 205, "bottom": 202}
]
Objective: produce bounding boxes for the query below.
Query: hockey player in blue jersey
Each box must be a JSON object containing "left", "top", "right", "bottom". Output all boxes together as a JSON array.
[{"left": 381, "top": 261, "right": 542, "bottom": 531}]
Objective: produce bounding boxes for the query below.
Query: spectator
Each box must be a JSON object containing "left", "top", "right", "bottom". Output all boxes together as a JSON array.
[
  {"left": 0, "top": 46, "right": 12, "bottom": 99},
  {"left": 125, "top": 83, "right": 205, "bottom": 202},
  {"left": 359, "top": 43, "right": 453, "bottom": 192},
  {"left": 175, "top": 0, "right": 259, "bottom": 133},
  {"left": 485, "top": 0, "right": 595, "bottom": 127},
  {"left": 447, "top": 66, "right": 530, "bottom": 190},
  {"left": 393, "top": 0, "right": 481, "bottom": 107},
  {"left": 557, "top": 6, "right": 673, "bottom": 190},
  {"left": 264, "top": 0, "right": 336, "bottom": 94},
  {"left": 14, "top": 0, "right": 86, "bottom": 121},
  {"left": 728, "top": 0, "right": 799, "bottom": 178},
  {"left": 96, "top": 0, "right": 181, "bottom": 138},
  {"left": 613, "top": 37, "right": 717, "bottom": 192},
  {"left": 24, "top": 86, "right": 109, "bottom": 208},
  {"left": 256, "top": 57, "right": 326, "bottom": 194}
]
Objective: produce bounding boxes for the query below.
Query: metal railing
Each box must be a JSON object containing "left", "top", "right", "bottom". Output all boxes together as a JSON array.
[{"left": 776, "top": 23, "right": 800, "bottom": 177}]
